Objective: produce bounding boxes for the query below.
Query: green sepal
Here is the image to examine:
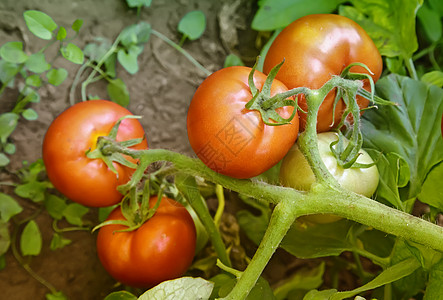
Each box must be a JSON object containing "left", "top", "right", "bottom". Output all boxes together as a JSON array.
[{"left": 245, "top": 59, "right": 298, "bottom": 126}]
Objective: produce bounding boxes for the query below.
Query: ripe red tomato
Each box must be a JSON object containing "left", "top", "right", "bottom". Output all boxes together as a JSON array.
[
  {"left": 42, "top": 100, "right": 148, "bottom": 207},
  {"left": 96, "top": 196, "right": 196, "bottom": 288},
  {"left": 187, "top": 66, "right": 299, "bottom": 179},
  {"left": 263, "top": 14, "right": 382, "bottom": 132}
]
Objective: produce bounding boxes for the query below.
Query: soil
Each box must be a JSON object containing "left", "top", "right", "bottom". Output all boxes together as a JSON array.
[{"left": 0, "top": 0, "right": 264, "bottom": 299}]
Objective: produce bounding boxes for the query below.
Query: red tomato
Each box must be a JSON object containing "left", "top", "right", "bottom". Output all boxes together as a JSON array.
[
  {"left": 96, "top": 196, "right": 196, "bottom": 288},
  {"left": 187, "top": 66, "right": 299, "bottom": 179},
  {"left": 263, "top": 14, "right": 382, "bottom": 132},
  {"left": 42, "top": 100, "right": 148, "bottom": 207}
]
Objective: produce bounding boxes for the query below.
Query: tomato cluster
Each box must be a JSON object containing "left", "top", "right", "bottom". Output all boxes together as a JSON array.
[{"left": 43, "top": 100, "right": 196, "bottom": 288}]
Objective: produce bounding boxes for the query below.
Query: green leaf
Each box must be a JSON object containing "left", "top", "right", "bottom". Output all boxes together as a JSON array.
[
  {"left": 23, "top": 10, "right": 57, "bottom": 40},
  {"left": 15, "top": 181, "right": 49, "bottom": 202},
  {"left": 390, "top": 239, "right": 428, "bottom": 298},
  {"left": 46, "top": 291, "right": 68, "bottom": 300},
  {"left": 237, "top": 196, "right": 271, "bottom": 245},
  {"left": 0, "top": 221, "right": 11, "bottom": 256},
  {"left": 303, "top": 289, "right": 337, "bottom": 300},
  {"left": 45, "top": 195, "right": 67, "bottom": 220},
  {"left": 138, "top": 277, "right": 214, "bottom": 300},
  {"left": 280, "top": 220, "right": 357, "bottom": 258},
  {"left": 56, "top": 26, "right": 67, "bottom": 41},
  {"left": 50, "top": 233, "right": 72, "bottom": 250},
  {"left": 25, "top": 53, "right": 51, "bottom": 73},
  {"left": 104, "top": 291, "right": 137, "bottom": 300},
  {"left": 330, "top": 257, "right": 421, "bottom": 300},
  {"left": 421, "top": 71, "right": 443, "bottom": 88},
  {"left": 224, "top": 54, "right": 244, "bottom": 68},
  {"left": 61, "top": 43, "right": 84, "bottom": 64},
  {"left": 0, "top": 193, "right": 23, "bottom": 222},
  {"left": 20, "top": 220, "right": 42, "bottom": 256},
  {"left": 424, "top": 258, "right": 443, "bottom": 300},
  {"left": 178, "top": 11, "right": 206, "bottom": 40},
  {"left": 46, "top": 68, "right": 68, "bottom": 86},
  {"left": 0, "top": 154, "right": 9, "bottom": 167},
  {"left": 417, "top": 2, "right": 442, "bottom": 42},
  {"left": 366, "top": 151, "right": 410, "bottom": 210},
  {"left": 117, "top": 45, "right": 142, "bottom": 74},
  {"left": 71, "top": 19, "right": 83, "bottom": 33},
  {"left": 107, "top": 78, "right": 130, "bottom": 107},
  {"left": 126, "top": 0, "right": 152, "bottom": 8},
  {"left": 63, "top": 203, "right": 89, "bottom": 226},
  {"left": 362, "top": 74, "right": 443, "bottom": 203},
  {"left": 252, "top": 0, "right": 345, "bottom": 31},
  {"left": 339, "top": 0, "right": 422, "bottom": 59},
  {"left": 25, "top": 74, "right": 42, "bottom": 87},
  {"left": 0, "top": 112, "right": 19, "bottom": 144},
  {"left": 4, "top": 143, "right": 16, "bottom": 155},
  {"left": 274, "top": 262, "right": 324, "bottom": 300},
  {"left": 419, "top": 162, "right": 443, "bottom": 211},
  {"left": 0, "top": 42, "right": 28, "bottom": 64},
  {"left": 83, "top": 37, "right": 112, "bottom": 62},
  {"left": 119, "top": 22, "right": 151, "bottom": 47},
  {"left": 0, "top": 59, "right": 20, "bottom": 84}
]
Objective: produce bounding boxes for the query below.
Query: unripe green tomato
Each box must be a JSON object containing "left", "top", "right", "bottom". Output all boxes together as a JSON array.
[{"left": 280, "top": 132, "right": 379, "bottom": 223}]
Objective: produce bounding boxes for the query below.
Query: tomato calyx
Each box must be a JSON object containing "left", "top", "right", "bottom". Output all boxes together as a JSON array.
[
  {"left": 86, "top": 115, "right": 145, "bottom": 178},
  {"left": 244, "top": 59, "right": 300, "bottom": 126}
]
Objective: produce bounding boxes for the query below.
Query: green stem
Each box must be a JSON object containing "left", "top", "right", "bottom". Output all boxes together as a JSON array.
[
  {"left": 151, "top": 29, "right": 211, "bottom": 77},
  {"left": 214, "top": 184, "right": 225, "bottom": 227},
  {"left": 220, "top": 198, "right": 299, "bottom": 300},
  {"left": 404, "top": 57, "right": 418, "bottom": 81}
]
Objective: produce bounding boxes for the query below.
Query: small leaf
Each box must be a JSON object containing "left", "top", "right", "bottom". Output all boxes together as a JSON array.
[
  {"left": 61, "top": 43, "right": 84, "bottom": 64},
  {"left": 421, "top": 71, "right": 443, "bottom": 88},
  {"left": 126, "top": 0, "right": 152, "bottom": 8},
  {"left": 424, "top": 258, "right": 443, "bottom": 299},
  {"left": 117, "top": 46, "right": 141, "bottom": 74},
  {"left": 0, "top": 154, "right": 9, "bottom": 167},
  {"left": 56, "top": 26, "right": 67, "bottom": 41},
  {"left": 25, "top": 53, "right": 51, "bottom": 73},
  {"left": 224, "top": 54, "right": 244, "bottom": 68},
  {"left": 417, "top": 2, "right": 442, "bottom": 42},
  {"left": 0, "top": 42, "right": 28, "bottom": 64},
  {"left": 20, "top": 220, "right": 42, "bottom": 256},
  {"left": 4, "top": 143, "right": 16, "bottom": 155},
  {"left": 21, "top": 108, "right": 38, "bottom": 121},
  {"left": 47, "top": 68, "right": 68, "bottom": 86},
  {"left": 107, "top": 78, "right": 130, "bottom": 107},
  {"left": 0, "top": 193, "right": 23, "bottom": 222},
  {"left": 72, "top": 19, "right": 83, "bottom": 33},
  {"left": 0, "top": 112, "right": 19, "bottom": 143},
  {"left": 15, "top": 181, "right": 49, "bottom": 202},
  {"left": 0, "top": 221, "right": 11, "bottom": 256},
  {"left": 45, "top": 291, "right": 68, "bottom": 300},
  {"left": 418, "top": 162, "right": 443, "bottom": 211},
  {"left": 50, "top": 233, "right": 72, "bottom": 250},
  {"left": 45, "top": 195, "right": 67, "bottom": 220},
  {"left": 178, "top": 11, "right": 206, "bottom": 40},
  {"left": 138, "top": 277, "right": 214, "bottom": 300},
  {"left": 25, "top": 74, "right": 42, "bottom": 87},
  {"left": 63, "top": 203, "right": 89, "bottom": 226},
  {"left": 23, "top": 10, "right": 57, "bottom": 40},
  {"left": 103, "top": 291, "right": 137, "bottom": 300},
  {"left": 0, "top": 59, "right": 20, "bottom": 84}
]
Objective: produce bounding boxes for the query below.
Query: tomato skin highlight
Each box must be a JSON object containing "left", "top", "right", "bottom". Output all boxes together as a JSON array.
[
  {"left": 187, "top": 66, "right": 299, "bottom": 179},
  {"left": 263, "top": 14, "right": 382, "bottom": 132},
  {"left": 96, "top": 196, "right": 197, "bottom": 288},
  {"left": 42, "top": 100, "right": 148, "bottom": 207}
]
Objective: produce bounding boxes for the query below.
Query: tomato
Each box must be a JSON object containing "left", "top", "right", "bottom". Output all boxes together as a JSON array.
[
  {"left": 96, "top": 196, "right": 196, "bottom": 288},
  {"left": 187, "top": 66, "right": 299, "bottom": 179},
  {"left": 280, "top": 132, "right": 379, "bottom": 223},
  {"left": 263, "top": 14, "right": 382, "bottom": 132},
  {"left": 42, "top": 100, "right": 148, "bottom": 207}
]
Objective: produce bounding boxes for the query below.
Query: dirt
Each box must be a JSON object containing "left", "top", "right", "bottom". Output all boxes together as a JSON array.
[{"left": 0, "top": 0, "right": 261, "bottom": 299}]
